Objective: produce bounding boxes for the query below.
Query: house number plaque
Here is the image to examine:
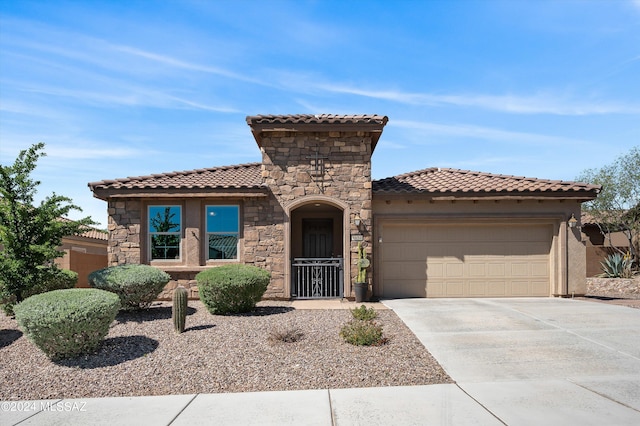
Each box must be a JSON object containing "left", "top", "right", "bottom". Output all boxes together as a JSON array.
[{"left": 351, "top": 234, "right": 364, "bottom": 241}]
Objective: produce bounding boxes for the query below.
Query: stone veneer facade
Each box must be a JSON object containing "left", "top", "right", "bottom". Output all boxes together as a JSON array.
[
  {"left": 252, "top": 130, "right": 376, "bottom": 298},
  {"left": 103, "top": 120, "right": 385, "bottom": 300}
]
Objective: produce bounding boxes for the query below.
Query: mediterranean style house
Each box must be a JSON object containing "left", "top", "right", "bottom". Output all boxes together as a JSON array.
[{"left": 88, "top": 114, "right": 600, "bottom": 300}]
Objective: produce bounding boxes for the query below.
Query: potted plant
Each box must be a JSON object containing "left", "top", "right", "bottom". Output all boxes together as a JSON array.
[{"left": 354, "top": 242, "right": 370, "bottom": 302}]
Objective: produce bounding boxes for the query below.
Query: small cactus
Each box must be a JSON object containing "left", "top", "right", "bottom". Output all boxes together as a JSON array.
[
  {"left": 172, "top": 286, "right": 188, "bottom": 333},
  {"left": 356, "top": 242, "right": 369, "bottom": 283}
]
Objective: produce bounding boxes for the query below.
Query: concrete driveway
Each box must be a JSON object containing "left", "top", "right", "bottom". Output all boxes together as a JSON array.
[{"left": 383, "top": 298, "right": 640, "bottom": 425}]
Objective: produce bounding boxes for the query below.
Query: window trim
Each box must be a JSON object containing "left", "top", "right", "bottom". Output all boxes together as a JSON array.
[
  {"left": 148, "top": 204, "right": 183, "bottom": 262},
  {"left": 205, "top": 204, "right": 240, "bottom": 262}
]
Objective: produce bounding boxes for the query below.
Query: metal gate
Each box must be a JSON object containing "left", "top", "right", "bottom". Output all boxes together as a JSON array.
[{"left": 292, "top": 257, "right": 343, "bottom": 298}]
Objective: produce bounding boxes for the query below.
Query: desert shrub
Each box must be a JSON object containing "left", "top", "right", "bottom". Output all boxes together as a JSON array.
[
  {"left": 340, "top": 319, "right": 387, "bottom": 346},
  {"left": 268, "top": 326, "right": 304, "bottom": 344},
  {"left": 88, "top": 264, "right": 170, "bottom": 311},
  {"left": 600, "top": 252, "right": 635, "bottom": 278},
  {"left": 196, "top": 264, "right": 270, "bottom": 315},
  {"left": 24, "top": 268, "right": 78, "bottom": 299},
  {"left": 1, "top": 268, "right": 79, "bottom": 316},
  {"left": 14, "top": 288, "right": 120, "bottom": 360},
  {"left": 350, "top": 304, "right": 378, "bottom": 321}
]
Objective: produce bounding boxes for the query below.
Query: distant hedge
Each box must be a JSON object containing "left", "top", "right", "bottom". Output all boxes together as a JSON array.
[
  {"left": 196, "top": 265, "right": 270, "bottom": 315},
  {"left": 24, "top": 268, "right": 78, "bottom": 299},
  {"left": 14, "top": 288, "right": 120, "bottom": 360},
  {"left": 88, "top": 264, "right": 170, "bottom": 311}
]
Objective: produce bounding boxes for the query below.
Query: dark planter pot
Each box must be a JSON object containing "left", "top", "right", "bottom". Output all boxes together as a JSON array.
[{"left": 354, "top": 282, "right": 368, "bottom": 303}]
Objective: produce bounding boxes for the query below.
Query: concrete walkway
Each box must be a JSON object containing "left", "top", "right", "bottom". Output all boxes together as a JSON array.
[
  {"left": 2, "top": 298, "right": 639, "bottom": 425},
  {"left": 384, "top": 298, "right": 640, "bottom": 425}
]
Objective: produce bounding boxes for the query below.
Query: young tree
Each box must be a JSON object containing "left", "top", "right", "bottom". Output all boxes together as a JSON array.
[
  {"left": 0, "top": 143, "right": 95, "bottom": 314},
  {"left": 576, "top": 146, "right": 640, "bottom": 263}
]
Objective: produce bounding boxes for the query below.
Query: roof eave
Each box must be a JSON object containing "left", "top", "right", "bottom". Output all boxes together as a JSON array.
[
  {"left": 91, "top": 187, "right": 269, "bottom": 201},
  {"left": 373, "top": 190, "right": 600, "bottom": 202},
  {"left": 247, "top": 121, "right": 387, "bottom": 152}
]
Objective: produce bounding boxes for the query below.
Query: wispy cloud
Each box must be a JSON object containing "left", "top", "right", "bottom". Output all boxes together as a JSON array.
[
  {"left": 45, "top": 145, "right": 145, "bottom": 160},
  {"left": 109, "top": 45, "right": 263, "bottom": 85},
  {"left": 392, "top": 119, "right": 588, "bottom": 146},
  {"left": 16, "top": 83, "right": 237, "bottom": 113},
  {"left": 316, "top": 83, "right": 640, "bottom": 116}
]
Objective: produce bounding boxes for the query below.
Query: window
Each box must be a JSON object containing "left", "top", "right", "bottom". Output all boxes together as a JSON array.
[
  {"left": 149, "top": 206, "right": 181, "bottom": 260},
  {"left": 206, "top": 205, "right": 239, "bottom": 260}
]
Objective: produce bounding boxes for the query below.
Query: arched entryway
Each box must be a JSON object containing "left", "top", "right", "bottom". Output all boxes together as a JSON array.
[{"left": 288, "top": 198, "right": 347, "bottom": 298}]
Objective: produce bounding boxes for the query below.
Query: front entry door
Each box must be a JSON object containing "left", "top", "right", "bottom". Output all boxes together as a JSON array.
[
  {"left": 303, "top": 219, "right": 333, "bottom": 258},
  {"left": 293, "top": 218, "right": 342, "bottom": 298}
]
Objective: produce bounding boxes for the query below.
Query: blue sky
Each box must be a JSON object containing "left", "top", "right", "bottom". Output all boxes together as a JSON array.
[{"left": 1, "top": 0, "right": 639, "bottom": 227}]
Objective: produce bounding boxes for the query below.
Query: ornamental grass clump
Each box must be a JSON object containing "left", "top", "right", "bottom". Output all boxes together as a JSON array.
[
  {"left": 14, "top": 288, "right": 120, "bottom": 360},
  {"left": 268, "top": 326, "right": 304, "bottom": 344},
  {"left": 88, "top": 264, "right": 170, "bottom": 311},
  {"left": 196, "top": 264, "right": 270, "bottom": 315}
]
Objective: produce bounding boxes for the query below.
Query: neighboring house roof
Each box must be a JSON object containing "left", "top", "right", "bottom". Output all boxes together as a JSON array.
[
  {"left": 88, "top": 163, "right": 264, "bottom": 200},
  {"left": 59, "top": 217, "right": 108, "bottom": 241},
  {"left": 76, "top": 227, "right": 108, "bottom": 241},
  {"left": 246, "top": 114, "right": 389, "bottom": 151},
  {"left": 373, "top": 167, "right": 601, "bottom": 200}
]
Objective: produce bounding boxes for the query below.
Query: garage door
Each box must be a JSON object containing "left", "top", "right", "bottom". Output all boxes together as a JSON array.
[{"left": 380, "top": 222, "right": 552, "bottom": 298}]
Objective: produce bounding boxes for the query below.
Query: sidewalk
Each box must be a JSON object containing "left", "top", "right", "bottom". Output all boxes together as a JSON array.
[{"left": 2, "top": 384, "right": 500, "bottom": 426}]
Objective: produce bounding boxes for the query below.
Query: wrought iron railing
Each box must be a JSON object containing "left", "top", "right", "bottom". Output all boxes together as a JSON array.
[{"left": 292, "top": 257, "right": 343, "bottom": 298}]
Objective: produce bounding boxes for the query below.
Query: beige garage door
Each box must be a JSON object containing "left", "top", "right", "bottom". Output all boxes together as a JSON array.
[{"left": 380, "top": 222, "right": 552, "bottom": 298}]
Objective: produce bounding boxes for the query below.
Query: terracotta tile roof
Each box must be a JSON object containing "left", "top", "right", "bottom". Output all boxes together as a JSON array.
[
  {"left": 59, "top": 218, "right": 108, "bottom": 241},
  {"left": 246, "top": 114, "right": 389, "bottom": 152},
  {"left": 373, "top": 167, "right": 601, "bottom": 198},
  {"left": 88, "top": 163, "right": 263, "bottom": 191},
  {"left": 246, "top": 114, "right": 389, "bottom": 126},
  {"left": 78, "top": 227, "right": 108, "bottom": 241}
]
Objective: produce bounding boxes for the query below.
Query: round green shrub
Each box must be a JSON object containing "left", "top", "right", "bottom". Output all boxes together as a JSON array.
[
  {"left": 196, "top": 264, "right": 270, "bottom": 315},
  {"left": 88, "top": 264, "right": 170, "bottom": 311},
  {"left": 14, "top": 288, "right": 120, "bottom": 360},
  {"left": 340, "top": 319, "right": 386, "bottom": 346}
]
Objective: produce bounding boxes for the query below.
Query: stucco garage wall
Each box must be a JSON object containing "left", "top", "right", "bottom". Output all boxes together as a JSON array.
[{"left": 372, "top": 198, "right": 586, "bottom": 298}]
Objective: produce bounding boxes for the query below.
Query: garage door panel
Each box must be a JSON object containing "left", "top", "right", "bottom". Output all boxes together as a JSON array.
[
  {"left": 469, "top": 281, "right": 489, "bottom": 296},
  {"left": 446, "top": 263, "right": 464, "bottom": 277},
  {"left": 383, "top": 243, "right": 428, "bottom": 261},
  {"left": 468, "top": 263, "right": 486, "bottom": 277},
  {"left": 445, "top": 281, "right": 464, "bottom": 296},
  {"left": 428, "top": 263, "right": 444, "bottom": 278},
  {"left": 530, "top": 280, "right": 549, "bottom": 295},
  {"left": 487, "top": 263, "right": 506, "bottom": 277},
  {"left": 381, "top": 223, "right": 552, "bottom": 298},
  {"left": 511, "top": 281, "right": 531, "bottom": 296},
  {"left": 487, "top": 281, "right": 507, "bottom": 296},
  {"left": 382, "top": 261, "right": 426, "bottom": 280},
  {"left": 383, "top": 280, "right": 427, "bottom": 297}
]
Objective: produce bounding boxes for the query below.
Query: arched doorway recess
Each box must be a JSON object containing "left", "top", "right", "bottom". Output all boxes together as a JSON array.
[{"left": 288, "top": 198, "right": 347, "bottom": 298}]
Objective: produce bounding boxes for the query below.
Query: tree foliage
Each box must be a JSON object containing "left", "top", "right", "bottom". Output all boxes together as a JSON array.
[
  {"left": 576, "top": 146, "right": 640, "bottom": 262},
  {"left": 0, "top": 143, "right": 95, "bottom": 314}
]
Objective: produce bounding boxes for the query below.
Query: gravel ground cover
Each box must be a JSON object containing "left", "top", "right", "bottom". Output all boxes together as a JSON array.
[
  {"left": 579, "top": 277, "right": 640, "bottom": 309},
  {"left": 0, "top": 301, "right": 452, "bottom": 400}
]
